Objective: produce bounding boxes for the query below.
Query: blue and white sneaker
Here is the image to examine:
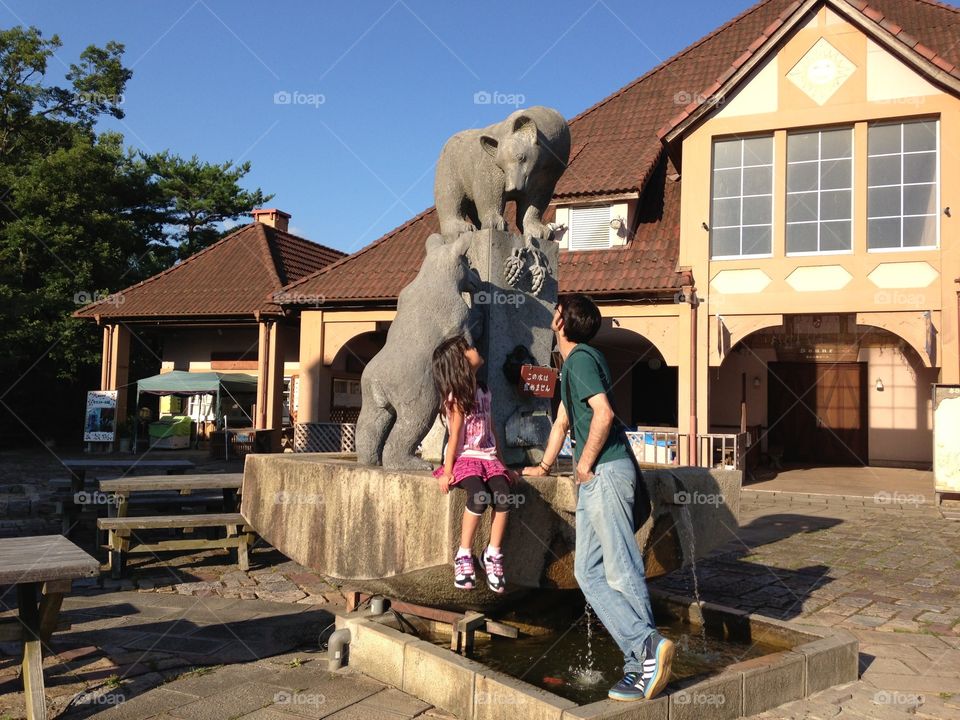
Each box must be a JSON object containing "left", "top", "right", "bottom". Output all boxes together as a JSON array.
[
  {"left": 642, "top": 633, "right": 675, "bottom": 699},
  {"left": 607, "top": 671, "right": 645, "bottom": 701}
]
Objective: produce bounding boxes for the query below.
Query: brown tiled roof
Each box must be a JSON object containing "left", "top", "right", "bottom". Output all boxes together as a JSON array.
[
  {"left": 280, "top": 0, "right": 960, "bottom": 304},
  {"left": 281, "top": 157, "right": 682, "bottom": 302},
  {"left": 74, "top": 223, "right": 344, "bottom": 320}
]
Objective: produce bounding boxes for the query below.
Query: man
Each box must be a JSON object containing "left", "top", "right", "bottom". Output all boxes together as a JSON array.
[{"left": 523, "top": 293, "right": 674, "bottom": 702}]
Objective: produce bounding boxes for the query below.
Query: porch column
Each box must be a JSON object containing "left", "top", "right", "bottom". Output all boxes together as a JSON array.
[
  {"left": 101, "top": 324, "right": 131, "bottom": 423},
  {"left": 297, "top": 310, "right": 325, "bottom": 423},
  {"left": 265, "top": 322, "right": 286, "bottom": 430},
  {"left": 255, "top": 321, "right": 270, "bottom": 429}
]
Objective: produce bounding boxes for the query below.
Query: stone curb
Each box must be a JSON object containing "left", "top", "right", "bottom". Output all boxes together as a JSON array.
[{"left": 338, "top": 593, "right": 859, "bottom": 720}]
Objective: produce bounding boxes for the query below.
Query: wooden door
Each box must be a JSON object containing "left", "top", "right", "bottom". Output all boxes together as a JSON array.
[
  {"left": 814, "top": 363, "right": 867, "bottom": 465},
  {"left": 768, "top": 362, "right": 866, "bottom": 465}
]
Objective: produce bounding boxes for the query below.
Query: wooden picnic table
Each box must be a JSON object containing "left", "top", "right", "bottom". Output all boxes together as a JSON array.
[
  {"left": 60, "top": 458, "right": 196, "bottom": 535},
  {"left": 97, "top": 473, "right": 245, "bottom": 577},
  {"left": 0, "top": 535, "right": 99, "bottom": 720}
]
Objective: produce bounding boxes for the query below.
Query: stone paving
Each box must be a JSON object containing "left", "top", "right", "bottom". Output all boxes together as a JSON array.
[
  {"left": 2, "top": 449, "right": 960, "bottom": 719},
  {"left": 652, "top": 490, "right": 960, "bottom": 719}
]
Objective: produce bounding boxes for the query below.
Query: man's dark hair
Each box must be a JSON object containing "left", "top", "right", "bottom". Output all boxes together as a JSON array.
[{"left": 558, "top": 293, "right": 602, "bottom": 343}]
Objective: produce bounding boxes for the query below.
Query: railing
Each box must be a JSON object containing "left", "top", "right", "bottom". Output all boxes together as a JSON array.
[
  {"left": 294, "top": 423, "right": 357, "bottom": 453},
  {"left": 625, "top": 427, "right": 686, "bottom": 467},
  {"left": 698, "top": 432, "right": 748, "bottom": 470},
  {"left": 292, "top": 421, "right": 749, "bottom": 471}
]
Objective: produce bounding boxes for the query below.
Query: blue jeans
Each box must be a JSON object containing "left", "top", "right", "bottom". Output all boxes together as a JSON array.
[{"left": 574, "top": 456, "right": 656, "bottom": 675}]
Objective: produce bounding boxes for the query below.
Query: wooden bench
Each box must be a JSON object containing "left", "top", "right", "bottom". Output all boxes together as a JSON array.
[
  {"left": 0, "top": 535, "right": 99, "bottom": 720},
  {"left": 97, "top": 473, "right": 243, "bottom": 577},
  {"left": 60, "top": 458, "right": 196, "bottom": 536},
  {"left": 97, "top": 512, "right": 255, "bottom": 575}
]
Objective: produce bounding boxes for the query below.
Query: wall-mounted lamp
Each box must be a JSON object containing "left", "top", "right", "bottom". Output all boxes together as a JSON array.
[
  {"left": 753, "top": 376, "right": 761, "bottom": 389},
  {"left": 876, "top": 378, "right": 884, "bottom": 392},
  {"left": 701, "top": 221, "right": 710, "bottom": 231},
  {"left": 609, "top": 217, "right": 624, "bottom": 231}
]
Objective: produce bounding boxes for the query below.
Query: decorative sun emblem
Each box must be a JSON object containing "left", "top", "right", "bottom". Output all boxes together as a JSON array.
[{"left": 787, "top": 38, "right": 856, "bottom": 105}]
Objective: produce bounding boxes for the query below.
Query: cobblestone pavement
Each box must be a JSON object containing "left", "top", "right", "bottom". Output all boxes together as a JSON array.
[
  {"left": 651, "top": 490, "right": 960, "bottom": 719},
  {"left": 3, "top": 449, "right": 959, "bottom": 719}
]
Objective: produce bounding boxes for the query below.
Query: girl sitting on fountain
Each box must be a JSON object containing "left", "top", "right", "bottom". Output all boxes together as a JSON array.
[{"left": 432, "top": 335, "right": 517, "bottom": 593}]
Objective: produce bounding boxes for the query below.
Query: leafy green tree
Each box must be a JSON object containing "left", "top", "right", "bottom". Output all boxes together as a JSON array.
[
  {"left": 145, "top": 152, "right": 271, "bottom": 259},
  {"left": 0, "top": 25, "right": 272, "bottom": 445}
]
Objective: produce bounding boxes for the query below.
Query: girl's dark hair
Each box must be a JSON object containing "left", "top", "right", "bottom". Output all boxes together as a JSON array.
[{"left": 432, "top": 336, "right": 477, "bottom": 415}]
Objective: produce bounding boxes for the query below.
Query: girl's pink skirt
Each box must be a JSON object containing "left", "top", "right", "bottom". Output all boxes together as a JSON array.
[{"left": 433, "top": 455, "right": 512, "bottom": 486}]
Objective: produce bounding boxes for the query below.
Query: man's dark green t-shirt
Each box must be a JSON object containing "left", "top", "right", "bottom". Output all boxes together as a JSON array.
[{"left": 561, "top": 343, "right": 630, "bottom": 466}]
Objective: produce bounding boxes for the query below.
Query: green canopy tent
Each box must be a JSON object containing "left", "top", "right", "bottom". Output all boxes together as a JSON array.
[{"left": 134, "top": 371, "right": 259, "bottom": 450}]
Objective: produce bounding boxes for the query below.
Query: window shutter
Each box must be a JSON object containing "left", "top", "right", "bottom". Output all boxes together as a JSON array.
[{"left": 569, "top": 206, "right": 611, "bottom": 250}]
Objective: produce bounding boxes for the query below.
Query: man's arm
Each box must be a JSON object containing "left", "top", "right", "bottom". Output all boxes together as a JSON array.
[
  {"left": 522, "top": 402, "right": 569, "bottom": 476},
  {"left": 576, "top": 392, "right": 615, "bottom": 481}
]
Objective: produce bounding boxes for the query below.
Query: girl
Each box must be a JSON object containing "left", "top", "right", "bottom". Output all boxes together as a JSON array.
[{"left": 432, "top": 335, "right": 516, "bottom": 593}]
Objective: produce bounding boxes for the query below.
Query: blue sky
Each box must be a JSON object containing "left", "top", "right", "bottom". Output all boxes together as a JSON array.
[{"left": 5, "top": 0, "right": 755, "bottom": 254}]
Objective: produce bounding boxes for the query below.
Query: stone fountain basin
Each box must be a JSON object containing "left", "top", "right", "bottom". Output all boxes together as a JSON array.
[
  {"left": 336, "top": 591, "right": 859, "bottom": 720},
  {"left": 241, "top": 453, "right": 741, "bottom": 611}
]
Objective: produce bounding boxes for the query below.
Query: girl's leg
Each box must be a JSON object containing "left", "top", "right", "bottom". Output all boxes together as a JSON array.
[
  {"left": 458, "top": 475, "right": 487, "bottom": 549},
  {"left": 486, "top": 475, "right": 512, "bottom": 549}
]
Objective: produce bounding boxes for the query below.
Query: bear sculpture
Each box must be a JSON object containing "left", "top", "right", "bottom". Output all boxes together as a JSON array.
[{"left": 355, "top": 233, "right": 480, "bottom": 470}]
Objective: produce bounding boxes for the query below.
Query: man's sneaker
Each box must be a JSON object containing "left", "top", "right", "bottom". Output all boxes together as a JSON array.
[
  {"left": 642, "top": 633, "right": 675, "bottom": 699},
  {"left": 480, "top": 551, "right": 506, "bottom": 594},
  {"left": 454, "top": 554, "right": 476, "bottom": 590},
  {"left": 608, "top": 671, "right": 645, "bottom": 701}
]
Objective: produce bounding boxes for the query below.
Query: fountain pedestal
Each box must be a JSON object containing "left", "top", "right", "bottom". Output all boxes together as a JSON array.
[{"left": 241, "top": 453, "right": 741, "bottom": 610}]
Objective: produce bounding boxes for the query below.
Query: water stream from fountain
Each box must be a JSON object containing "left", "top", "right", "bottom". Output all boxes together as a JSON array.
[
  {"left": 570, "top": 604, "right": 604, "bottom": 687},
  {"left": 678, "top": 503, "right": 708, "bottom": 652}
]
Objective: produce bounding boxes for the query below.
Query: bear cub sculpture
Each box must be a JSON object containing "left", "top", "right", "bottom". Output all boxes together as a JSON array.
[{"left": 355, "top": 233, "right": 480, "bottom": 470}]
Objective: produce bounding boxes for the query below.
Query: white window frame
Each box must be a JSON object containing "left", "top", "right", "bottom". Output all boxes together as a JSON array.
[
  {"left": 786, "top": 127, "right": 855, "bottom": 257},
  {"left": 867, "top": 118, "right": 940, "bottom": 253},
  {"left": 710, "top": 135, "right": 775, "bottom": 260},
  {"left": 568, "top": 205, "right": 613, "bottom": 251}
]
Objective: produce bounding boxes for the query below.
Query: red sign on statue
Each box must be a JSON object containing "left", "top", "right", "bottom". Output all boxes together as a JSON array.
[{"left": 519, "top": 365, "right": 558, "bottom": 398}]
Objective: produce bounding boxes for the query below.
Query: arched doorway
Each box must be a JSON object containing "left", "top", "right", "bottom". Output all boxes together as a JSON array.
[
  {"left": 327, "top": 329, "right": 387, "bottom": 423},
  {"left": 591, "top": 324, "right": 677, "bottom": 429},
  {"left": 715, "top": 314, "right": 937, "bottom": 468}
]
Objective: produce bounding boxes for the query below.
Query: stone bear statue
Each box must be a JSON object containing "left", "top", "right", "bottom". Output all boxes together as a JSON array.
[
  {"left": 434, "top": 106, "right": 570, "bottom": 244},
  {"left": 356, "top": 233, "right": 480, "bottom": 470}
]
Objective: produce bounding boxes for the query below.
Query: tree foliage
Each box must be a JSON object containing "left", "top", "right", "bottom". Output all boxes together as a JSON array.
[{"left": 0, "top": 25, "right": 271, "bottom": 444}]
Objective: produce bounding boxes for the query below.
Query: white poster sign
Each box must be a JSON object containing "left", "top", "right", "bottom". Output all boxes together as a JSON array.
[{"left": 84, "top": 390, "right": 118, "bottom": 442}]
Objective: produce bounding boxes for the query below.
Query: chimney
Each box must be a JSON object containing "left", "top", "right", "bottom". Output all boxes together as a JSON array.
[{"left": 252, "top": 208, "right": 291, "bottom": 232}]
